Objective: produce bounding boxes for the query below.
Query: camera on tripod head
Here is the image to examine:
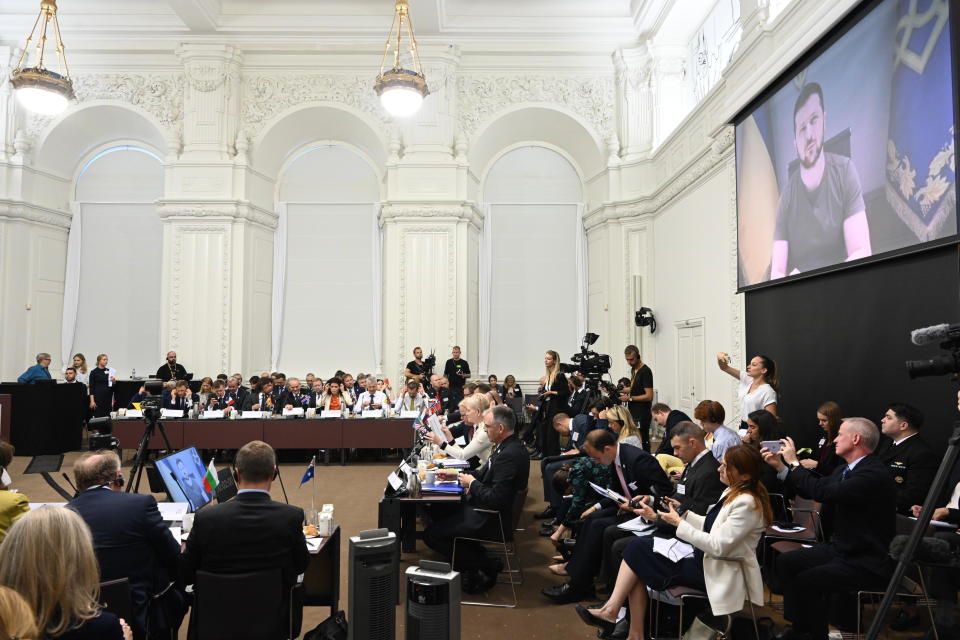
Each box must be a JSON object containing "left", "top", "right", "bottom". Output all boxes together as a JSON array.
[
  {"left": 140, "top": 395, "right": 162, "bottom": 422},
  {"left": 906, "top": 322, "right": 960, "bottom": 379},
  {"left": 423, "top": 350, "right": 437, "bottom": 375},
  {"left": 560, "top": 333, "right": 613, "bottom": 391}
]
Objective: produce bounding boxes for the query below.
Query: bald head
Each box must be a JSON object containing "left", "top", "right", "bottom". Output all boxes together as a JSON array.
[{"left": 73, "top": 450, "right": 122, "bottom": 491}]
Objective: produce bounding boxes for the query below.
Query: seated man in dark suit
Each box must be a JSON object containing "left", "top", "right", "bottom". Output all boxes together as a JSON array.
[
  {"left": 536, "top": 404, "right": 602, "bottom": 526},
  {"left": 162, "top": 380, "right": 195, "bottom": 413},
  {"left": 424, "top": 405, "right": 529, "bottom": 593},
  {"left": 241, "top": 379, "right": 279, "bottom": 413},
  {"left": 279, "top": 377, "right": 311, "bottom": 412},
  {"left": 206, "top": 379, "right": 236, "bottom": 417},
  {"left": 224, "top": 376, "right": 248, "bottom": 411},
  {"left": 763, "top": 418, "right": 896, "bottom": 640},
  {"left": 599, "top": 420, "right": 726, "bottom": 587},
  {"left": 180, "top": 441, "right": 310, "bottom": 634},
  {"left": 876, "top": 402, "right": 937, "bottom": 515},
  {"left": 543, "top": 428, "right": 673, "bottom": 603},
  {"left": 69, "top": 450, "right": 183, "bottom": 640},
  {"left": 651, "top": 403, "right": 692, "bottom": 455}
]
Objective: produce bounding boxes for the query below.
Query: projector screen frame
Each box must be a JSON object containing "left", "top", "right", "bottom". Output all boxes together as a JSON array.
[{"left": 732, "top": 0, "right": 960, "bottom": 293}]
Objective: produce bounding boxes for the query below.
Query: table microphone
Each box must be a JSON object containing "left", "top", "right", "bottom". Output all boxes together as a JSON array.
[{"left": 911, "top": 323, "right": 960, "bottom": 346}]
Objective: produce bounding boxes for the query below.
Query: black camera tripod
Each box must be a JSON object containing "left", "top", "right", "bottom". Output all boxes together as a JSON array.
[{"left": 126, "top": 409, "right": 173, "bottom": 494}]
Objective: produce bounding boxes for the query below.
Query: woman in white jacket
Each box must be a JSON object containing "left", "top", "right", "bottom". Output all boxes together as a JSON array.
[
  {"left": 576, "top": 445, "right": 772, "bottom": 640},
  {"left": 423, "top": 394, "right": 493, "bottom": 465}
]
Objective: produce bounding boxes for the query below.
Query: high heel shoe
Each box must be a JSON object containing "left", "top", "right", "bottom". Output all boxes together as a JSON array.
[{"left": 574, "top": 604, "right": 616, "bottom": 636}]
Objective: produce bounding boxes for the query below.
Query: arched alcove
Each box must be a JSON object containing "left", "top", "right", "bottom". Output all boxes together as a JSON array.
[
  {"left": 480, "top": 145, "right": 585, "bottom": 379},
  {"left": 69, "top": 146, "right": 164, "bottom": 376},
  {"left": 274, "top": 145, "right": 381, "bottom": 376}
]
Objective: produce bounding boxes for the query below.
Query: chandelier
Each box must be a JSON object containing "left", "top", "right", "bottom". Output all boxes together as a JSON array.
[
  {"left": 9, "top": 0, "right": 75, "bottom": 116},
  {"left": 374, "top": 0, "right": 429, "bottom": 118}
]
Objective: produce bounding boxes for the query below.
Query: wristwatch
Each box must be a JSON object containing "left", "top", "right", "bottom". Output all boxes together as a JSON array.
[{"left": 788, "top": 461, "right": 800, "bottom": 470}]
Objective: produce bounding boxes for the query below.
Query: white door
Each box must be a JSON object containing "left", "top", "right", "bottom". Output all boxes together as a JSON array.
[{"left": 676, "top": 319, "right": 705, "bottom": 414}]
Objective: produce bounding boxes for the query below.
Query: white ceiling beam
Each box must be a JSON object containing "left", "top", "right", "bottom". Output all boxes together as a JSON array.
[{"left": 167, "top": 0, "right": 221, "bottom": 32}]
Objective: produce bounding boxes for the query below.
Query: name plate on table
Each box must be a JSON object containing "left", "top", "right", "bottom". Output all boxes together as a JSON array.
[
  {"left": 240, "top": 411, "right": 262, "bottom": 419},
  {"left": 399, "top": 410, "right": 419, "bottom": 419},
  {"left": 161, "top": 409, "right": 184, "bottom": 418},
  {"left": 202, "top": 410, "right": 224, "bottom": 419},
  {"left": 362, "top": 409, "right": 384, "bottom": 418},
  {"left": 320, "top": 410, "right": 342, "bottom": 419},
  {"left": 282, "top": 407, "right": 305, "bottom": 417},
  {"left": 125, "top": 410, "right": 143, "bottom": 418}
]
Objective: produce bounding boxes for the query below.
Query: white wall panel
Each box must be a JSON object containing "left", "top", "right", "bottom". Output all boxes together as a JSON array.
[{"left": 73, "top": 148, "right": 163, "bottom": 377}]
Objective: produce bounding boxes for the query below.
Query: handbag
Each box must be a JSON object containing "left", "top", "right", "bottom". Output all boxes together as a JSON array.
[
  {"left": 146, "top": 581, "right": 188, "bottom": 636},
  {"left": 303, "top": 610, "right": 348, "bottom": 640},
  {"left": 681, "top": 616, "right": 727, "bottom": 640}
]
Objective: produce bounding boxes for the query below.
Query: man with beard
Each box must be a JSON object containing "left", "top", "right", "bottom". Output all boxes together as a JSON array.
[
  {"left": 157, "top": 351, "right": 189, "bottom": 382},
  {"left": 770, "top": 82, "right": 871, "bottom": 279}
]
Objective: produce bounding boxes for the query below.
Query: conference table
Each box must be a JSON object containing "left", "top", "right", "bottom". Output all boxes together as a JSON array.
[{"left": 112, "top": 416, "right": 416, "bottom": 464}]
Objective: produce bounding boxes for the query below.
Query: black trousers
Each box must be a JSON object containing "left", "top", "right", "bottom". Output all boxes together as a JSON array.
[
  {"left": 537, "top": 414, "right": 561, "bottom": 457},
  {"left": 541, "top": 453, "right": 582, "bottom": 510},
  {"left": 423, "top": 504, "right": 499, "bottom": 571},
  {"left": 601, "top": 527, "right": 637, "bottom": 586},
  {"left": 566, "top": 507, "right": 631, "bottom": 588},
  {"left": 777, "top": 544, "right": 890, "bottom": 639}
]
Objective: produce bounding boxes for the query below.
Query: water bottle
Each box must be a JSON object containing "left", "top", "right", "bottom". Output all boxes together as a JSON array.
[{"left": 131, "top": 368, "right": 136, "bottom": 379}]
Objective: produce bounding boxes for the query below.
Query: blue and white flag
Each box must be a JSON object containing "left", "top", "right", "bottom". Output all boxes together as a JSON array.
[{"left": 299, "top": 456, "right": 316, "bottom": 486}]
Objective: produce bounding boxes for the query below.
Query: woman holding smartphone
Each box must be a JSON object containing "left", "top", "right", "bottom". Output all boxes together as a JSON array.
[{"left": 716, "top": 351, "right": 779, "bottom": 428}]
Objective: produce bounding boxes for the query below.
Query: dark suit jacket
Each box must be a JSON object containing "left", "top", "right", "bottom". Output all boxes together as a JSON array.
[
  {"left": 279, "top": 389, "right": 311, "bottom": 410},
  {"left": 655, "top": 409, "right": 693, "bottom": 455},
  {"left": 600, "top": 443, "right": 673, "bottom": 509},
  {"left": 69, "top": 488, "right": 180, "bottom": 635},
  {"left": 180, "top": 491, "right": 310, "bottom": 589},
  {"left": 465, "top": 434, "right": 530, "bottom": 531},
  {"left": 567, "top": 388, "right": 589, "bottom": 416},
  {"left": 785, "top": 453, "right": 896, "bottom": 566},
  {"left": 569, "top": 413, "right": 597, "bottom": 451},
  {"left": 241, "top": 391, "right": 280, "bottom": 413},
  {"left": 223, "top": 387, "right": 248, "bottom": 410},
  {"left": 875, "top": 434, "right": 938, "bottom": 515},
  {"left": 673, "top": 451, "right": 725, "bottom": 515}
]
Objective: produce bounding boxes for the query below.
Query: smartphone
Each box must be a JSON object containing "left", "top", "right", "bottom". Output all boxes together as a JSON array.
[{"left": 761, "top": 440, "right": 783, "bottom": 454}]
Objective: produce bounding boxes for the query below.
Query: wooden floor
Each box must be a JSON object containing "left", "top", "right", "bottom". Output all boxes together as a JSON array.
[{"left": 6, "top": 448, "right": 928, "bottom": 639}]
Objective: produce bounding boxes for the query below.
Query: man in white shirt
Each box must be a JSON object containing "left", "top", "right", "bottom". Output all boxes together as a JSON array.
[
  {"left": 353, "top": 376, "right": 387, "bottom": 413},
  {"left": 394, "top": 379, "right": 429, "bottom": 414}
]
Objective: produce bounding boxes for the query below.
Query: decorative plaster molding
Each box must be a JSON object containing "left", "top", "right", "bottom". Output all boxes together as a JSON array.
[
  {"left": 25, "top": 73, "right": 185, "bottom": 140},
  {"left": 157, "top": 201, "right": 277, "bottom": 229},
  {"left": 583, "top": 125, "right": 735, "bottom": 231},
  {"left": 726, "top": 157, "right": 744, "bottom": 423},
  {"left": 457, "top": 73, "right": 616, "bottom": 142},
  {"left": 240, "top": 74, "right": 392, "bottom": 137},
  {"left": 380, "top": 203, "right": 483, "bottom": 229},
  {"left": 0, "top": 200, "right": 71, "bottom": 229}
]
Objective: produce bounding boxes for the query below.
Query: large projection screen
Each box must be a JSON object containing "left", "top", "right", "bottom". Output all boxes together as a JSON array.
[{"left": 735, "top": 0, "right": 958, "bottom": 290}]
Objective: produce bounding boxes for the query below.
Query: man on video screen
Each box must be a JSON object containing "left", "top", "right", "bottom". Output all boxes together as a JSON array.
[
  {"left": 771, "top": 82, "right": 872, "bottom": 278},
  {"left": 174, "top": 456, "right": 209, "bottom": 510}
]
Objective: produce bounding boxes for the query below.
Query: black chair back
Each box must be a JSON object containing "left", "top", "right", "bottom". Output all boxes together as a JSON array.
[
  {"left": 99, "top": 578, "right": 134, "bottom": 630},
  {"left": 195, "top": 569, "right": 286, "bottom": 640}
]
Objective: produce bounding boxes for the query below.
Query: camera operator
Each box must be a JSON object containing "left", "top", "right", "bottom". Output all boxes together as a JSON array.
[
  {"left": 405, "top": 347, "right": 432, "bottom": 383},
  {"left": 621, "top": 345, "right": 654, "bottom": 452}
]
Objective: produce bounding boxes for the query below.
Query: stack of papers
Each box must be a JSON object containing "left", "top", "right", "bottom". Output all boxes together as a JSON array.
[
  {"left": 306, "top": 538, "right": 325, "bottom": 553},
  {"left": 589, "top": 481, "right": 626, "bottom": 503},
  {"left": 617, "top": 515, "right": 656, "bottom": 536},
  {"left": 653, "top": 537, "right": 695, "bottom": 562}
]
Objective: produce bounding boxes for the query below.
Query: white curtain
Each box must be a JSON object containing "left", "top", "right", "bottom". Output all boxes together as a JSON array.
[
  {"left": 60, "top": 201, "right": 82, "bottom": 365},
  {"left": 371, "top": 203, "right": 383, "bottom": 374},
  {"left": 575, "top": 202, "right": 588, "bottom": 343},
  {"left": 270, "top": 203, "right": 288, "bottom": 371},
  {"left": 478, "top": 203, "right": 493, "bottom": 375}
]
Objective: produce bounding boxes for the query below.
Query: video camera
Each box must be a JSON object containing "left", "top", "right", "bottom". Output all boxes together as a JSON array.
[
  {"left": 906, "top": 322, "right": 960, "bottom": 379},
  {"left": 423, "top": 350, "right": 437, "bottom": 375},
  {"left": 560, "top": 333, "right": 613, "bottom": 393}
]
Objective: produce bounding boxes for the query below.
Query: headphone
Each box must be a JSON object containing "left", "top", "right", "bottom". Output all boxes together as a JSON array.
[{"left": 110, "top": 472, "right": 124, "bottom": 489}]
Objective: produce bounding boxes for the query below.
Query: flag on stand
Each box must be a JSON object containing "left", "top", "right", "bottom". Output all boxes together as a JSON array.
[
  {"left": 300, "top": 456, "right": 316, "bottom": 487},
  {"left": 203, "top": 459, "right": 219, "bottom": 493}
]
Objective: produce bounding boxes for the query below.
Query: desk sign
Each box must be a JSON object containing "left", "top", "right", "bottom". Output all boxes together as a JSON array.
[
  {"left": 125, "top": 410, "right": 144, "bottom": 418},
  {"left": 240, "top": 411, "right": 262, "bottom": 419},
  {"left": 399, "top": 410, "right": 419, "bottom": 418},
  {"left": 320, "top": 410, "right": 342, "bottom": 419},
  {"left": 362, "top": 410, "right": 384, "bottom": 418},
  {"left": 282, "top": 407, "right": 305, "bottom": 417},
  {"left": 202, "top": 410, "right": 224, "bottom": 419},
  {"left": 161, "top": 409, "right": 184, "bottom": 418}
]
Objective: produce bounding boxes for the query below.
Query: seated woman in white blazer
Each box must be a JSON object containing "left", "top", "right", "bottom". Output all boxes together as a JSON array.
[
  {"left": 576, "top": 444, "right": 772, "bottom": 640},
  {"left": 422, "top": 394, "right": 494, "bottom": 465}
]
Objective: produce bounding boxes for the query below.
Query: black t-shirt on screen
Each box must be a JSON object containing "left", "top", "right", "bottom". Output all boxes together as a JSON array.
[{"left": 443, "top": 358, "right": 470, "bottom": 389}]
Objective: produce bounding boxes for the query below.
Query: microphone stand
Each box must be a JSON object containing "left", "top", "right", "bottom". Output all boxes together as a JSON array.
[{"left": 866, "top": 416, "right": 960, "bottom": 640}]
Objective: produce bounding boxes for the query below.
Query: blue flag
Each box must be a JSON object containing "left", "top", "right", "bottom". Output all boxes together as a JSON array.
[{"left": 299, "top": 456, "right": 316, "bottom": 486}]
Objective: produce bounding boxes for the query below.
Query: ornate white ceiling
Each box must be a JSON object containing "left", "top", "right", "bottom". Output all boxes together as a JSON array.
[{"left": 0, "top": 0, "right": 714, "bottom": 57}]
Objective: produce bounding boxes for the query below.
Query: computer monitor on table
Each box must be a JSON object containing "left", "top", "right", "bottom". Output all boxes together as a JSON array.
[{"left": 154, "top": 447, "right": 213, "bottom": 512}]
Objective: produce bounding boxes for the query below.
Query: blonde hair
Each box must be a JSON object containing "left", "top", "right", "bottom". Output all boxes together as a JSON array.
[
  {"left": 0, "top": 507, "right": 101, "bottom": 637},
  {"left": 0, "top": 585, "right": 39, "bottom": 640},
  {"left": 462, "top": 393, "right": 491, "bottom": 415},
  {"left": 607, "top": 405, "right": 641, "bottom": 443},
  {"left": 72, "top": 353, "right": 88, "bottom": 374},
  {"left": 545, "top": 350, "right": 561, "bottom": 386}
]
